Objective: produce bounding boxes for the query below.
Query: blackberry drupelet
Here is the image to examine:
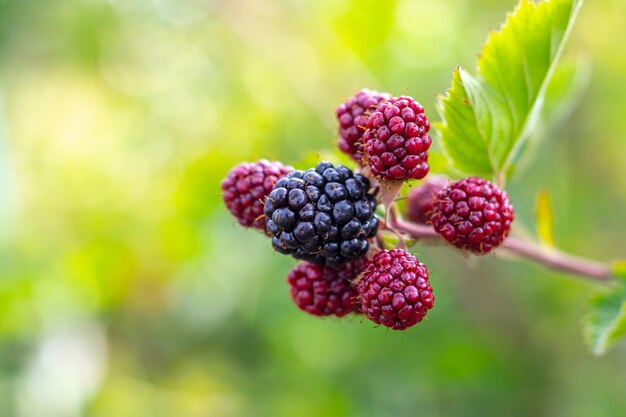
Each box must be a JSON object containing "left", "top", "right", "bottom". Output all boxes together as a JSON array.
[
  {"left": 431, "top": 177, "right": 514, "bottom": 254},
  {"left": 264, "top": 161, "right": 379, "bottom": 266}
]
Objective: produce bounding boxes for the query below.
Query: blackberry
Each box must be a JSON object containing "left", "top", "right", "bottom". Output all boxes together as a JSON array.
[
  {"left": 357, "top": 249, "right": 434, "bottom": 330},
  {"left": 264, "top": 161, "right": 379, "bottom": 266},
  {"left": 287, "top": 259, "right": 366, "bottom": 317},
  {"left": 336, "top": 89, "right": 390, "bottom": 163},
  {"left": 431, "top": 177, "right": 514, "bottom": 254},
  {"left": 406, "top": 176, "right": 449, "bottom": 224},
  {"left": 363, "top": 95, "right": 432, "bottom": 181},
  {"left": 222, "top": 160, "right": 293, "bottom": 232}
]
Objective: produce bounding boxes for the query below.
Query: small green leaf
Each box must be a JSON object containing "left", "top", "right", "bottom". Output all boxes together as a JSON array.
[
  {"left": 535, "top": 190, "right": 554, "bottom": 248},
  {"left": 435, "top": 68, "right": 495, "bottom": 178},
  {"left": 585, "top": 280, "right": 626, "bottom": 355},
  {"left": 437, "top": 0, "right": 583, "bottom": 183}
]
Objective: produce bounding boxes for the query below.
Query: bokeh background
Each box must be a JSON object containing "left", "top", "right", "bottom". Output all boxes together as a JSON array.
[{"left": 1, "top": 0, "right": 626, "bottom": 416}]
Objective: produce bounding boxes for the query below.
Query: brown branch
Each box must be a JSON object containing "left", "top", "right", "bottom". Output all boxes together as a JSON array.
[
  {"left": 500, "top": 237, "right": 612, "bottom": 281},
  {"left": 388, "top": 214, "right": 613, "bottom": 283}
]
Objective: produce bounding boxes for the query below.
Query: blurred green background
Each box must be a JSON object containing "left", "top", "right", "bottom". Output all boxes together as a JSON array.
[{"left": 1, "top": 0, "right": 626, "bottom": 416}]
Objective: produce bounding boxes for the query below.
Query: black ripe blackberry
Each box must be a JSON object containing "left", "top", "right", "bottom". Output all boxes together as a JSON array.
[{"left": 264, "top": 161, "right": 379, "bottom": 266}]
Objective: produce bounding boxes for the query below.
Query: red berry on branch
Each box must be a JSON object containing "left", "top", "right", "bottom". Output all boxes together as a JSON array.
[
  {"left": 336, "top": 89, "right": 391, "bottom": 164},
  {"left": 431, "top": 177, "right": 514, "bottom": 254},
  {"left": 221, "top": 160, "right": 293, "bottom": 233},
  {"left": 287, "top": 259, "right": 366, "bottom": 317},
  {"left": 357, "top": 249, "right": 434, "bottom": 330},
  {"left": 406, "top": 176, "right": 449, "bottom": 224},
  {"left": 363, "top": 96, "right": 432, "bottom": 181}
]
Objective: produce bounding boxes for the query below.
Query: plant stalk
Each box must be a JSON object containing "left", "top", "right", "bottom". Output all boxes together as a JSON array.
[{"left": 389, "top": 215, "right": 613, "bottom": 282}]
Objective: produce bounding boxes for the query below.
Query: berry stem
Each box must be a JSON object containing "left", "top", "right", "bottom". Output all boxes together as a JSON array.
[
  {"left": 388, "top": 212, "right": 613, "bottom": 282},
  {"left": 500, "top": 237, "right": 612, "bottom": 282}
]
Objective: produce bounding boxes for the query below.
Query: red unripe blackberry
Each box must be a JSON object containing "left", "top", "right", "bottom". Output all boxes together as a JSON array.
[
  {"left": 357, "top": 249, "right": 434, "bottom": 330},
  {"left": 363, "top": 96, "right": 432, "bottom": 181},
  {"left": 221, "top": 160, "right": 293, "bottom": 232},
  {"left": 431, "top": 177, "right": 514, "bottom": 254},
  {"left": 287, "top": 259, "right": 366, "bottom": 317},
  {"left": 406, "top": 176, "right": 449, "bottom": 224},
  {"left": 336, "top": 89, "right": 390, "bottom": 163}
]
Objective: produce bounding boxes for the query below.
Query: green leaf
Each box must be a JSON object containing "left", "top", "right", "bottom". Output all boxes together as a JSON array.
[
  {"left": 541, "top": 56, "right": 591, "bottom": 129},
  {"left": 585, "top": 279, "right": 626, "bottom": 355},
  {"left": 436, "top": 0, "right": 583, "bottom": 182},
  {"left": 435, "top": 68, "right": 495, "bottom": 178},
  {"left": 509, "top": 57, "right": 591, "bottom": 176},
  {"left": 535, "top": 190, "right": 554, "bottom": 247}
]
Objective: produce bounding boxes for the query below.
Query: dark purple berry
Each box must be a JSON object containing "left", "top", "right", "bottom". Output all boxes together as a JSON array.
[{"left": 265, "top": 161, "right": 379, "bottom": 266}]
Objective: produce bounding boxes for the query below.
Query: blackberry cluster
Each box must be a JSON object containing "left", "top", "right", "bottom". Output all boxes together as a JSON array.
[
  {"left": 363, "top": 96, "right": 432, "bottom": 181},
  {"left": 357, "top": 249, "right": 434, "bottom": 330},
  {"left": 264, "top": 161, "right": 379, "bottom": 266},
  {"left": 287, "top": 259, "right": 366, "bottom": 317},
  {"left": 406, "top": 176, "right": 448, "bottom": 224},
  {"left": 336, "top": 89, "right": 390, "bottom": 163},
  {"left": 220, "top": 89, "right": 520, "bottom": 332},
  {"left": 431, "top": 177, "right": 514, "bottom": 254},
  {"left": 221, "top": 160, "right": 293, "bottom": 232}
]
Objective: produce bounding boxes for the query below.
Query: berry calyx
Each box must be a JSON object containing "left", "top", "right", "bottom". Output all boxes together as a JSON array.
[
  {"left": 406, "top": 176, "right": 449, "bottom": 224},
  {"left": 431, "top": 177, "right": 514, "bottom": 254},
  {"left": 287, "top": 259, "right": 366, "bottom": 317},
  {"left": 357, "top": 249, "right": 434, "bottom": 330},
  {"left": 362, "top": 96, "right": 432, "bottom": 181},
  {"left": 336, "top": 89, "right": 391, "bottom": 163},
  {"left": 222, "top": 160, "right": 293, "bottom": 232},
  {"left": 264, "top": 161, "right": 379, "bottom": 266}
]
